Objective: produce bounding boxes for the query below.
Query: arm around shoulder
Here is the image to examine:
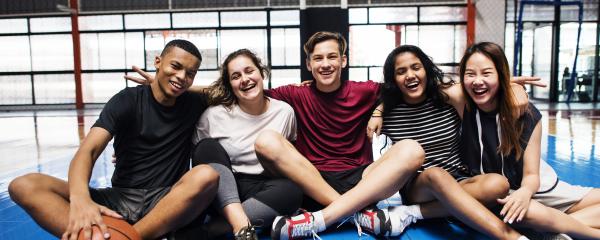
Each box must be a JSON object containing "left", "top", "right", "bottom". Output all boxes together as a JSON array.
[{"left": 441, "top": 83, "right": 466, "bottom": 119}]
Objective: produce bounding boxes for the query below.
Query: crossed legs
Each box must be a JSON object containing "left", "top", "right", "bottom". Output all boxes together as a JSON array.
[
  {"left": 404, "top": 168, "right": 522, "bottom": 240},
  {"left": 255, "top": 129, "right": 424, "bottom": 226},
  {"left": 9, "top": 165, "right": 218, "bottom": 240}
]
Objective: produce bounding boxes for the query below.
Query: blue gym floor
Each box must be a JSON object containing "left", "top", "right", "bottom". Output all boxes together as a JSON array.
[{"left": 1, "top": 106, "right": 599, "bottom": 239}]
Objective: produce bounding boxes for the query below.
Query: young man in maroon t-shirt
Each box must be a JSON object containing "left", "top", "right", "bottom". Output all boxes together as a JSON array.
[{"left": 255, "top": 31, "right": 425, "bottom": 239}]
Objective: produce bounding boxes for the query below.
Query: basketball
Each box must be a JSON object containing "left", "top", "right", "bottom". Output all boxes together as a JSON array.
[{"left": 77, "top": 216, "right": 140, "bottom": 240}]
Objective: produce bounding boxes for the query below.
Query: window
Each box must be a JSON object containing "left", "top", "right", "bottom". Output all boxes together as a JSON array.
[
  {"left": 82, "top": 73, "right": 126, "bottom": 103},
  {"left": 271, "top": 10, "right": 300, "bottom": 26},
  {"left": 0, "top": 18, "right": 28, "bottom": 34},
  {"left": 172, "top": 12, "right": 219, "bottom": 28},
  {"left": 30, "top": 34, "right": 74, "bottom": 71},
  {"left": 125, "top": 13, "right": 170, "bottom": 29},
  {"left": 33, "top": 74, "right": 76, "bottom": 104},
  {"left": 125, "top": 32, "right": 145, "bottom": 69},
  {"left": 271, "top": 28, "right": 300, "bottom": 66},
  {"left": 420, "top": 6, "right": 466, "bottom": 23},
  {"left": 220, "top": 29, "right": 267, "bottom": 64},
  {"left": 194, "top": 70, "right": 219, "bottom": 87},
  {"left": 0, "top": 75, "right": 32, "bottom": 105},
  {"left": 271, "top": 69, "right": 300, "bottom": 88},
  {"left": 0, "top": 36, "right": 31, "bottom": 72},
  {"left": 419, "top": 25, "right": 456, "bottom": 64},
  {"left": 81, "top": 33, "right": 126, "bottom": 70},
  {"left": 349, "top": 8, "right": 368, "bottom": 24},
  {"left": 79, "top": 15, "right": 123, "bottom": 31},
  {"left": 30, "top": 17, "right": 71, "bottom": 33},
  {"left": 221, "top": 11, "right": 267, "bottom": 27},
  {"left": 349, "top": 68, "right": 368, "bottom": 81},
  {"left": 369, "top": 7, "right": 417, "bottom": 23},
  {"left": 349, "top": 25, "right": 395, "bottom": 66}
]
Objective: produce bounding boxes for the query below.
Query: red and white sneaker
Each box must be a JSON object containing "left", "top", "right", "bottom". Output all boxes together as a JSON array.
[
  {"left": 353, "top": 207, "right": 391, "bottom": 237},
  {"left": 271, "top": 210, "right": 323, "bottom": 240}
]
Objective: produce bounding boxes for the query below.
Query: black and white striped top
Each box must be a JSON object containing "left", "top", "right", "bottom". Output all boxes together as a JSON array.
[{"left": 382, "top": 99, "right": 466, "bottom": 174}]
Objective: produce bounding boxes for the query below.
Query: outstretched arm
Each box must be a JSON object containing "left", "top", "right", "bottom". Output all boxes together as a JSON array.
[
  {"left": 63, "top": 127, "right": 122, "bottom": 240},
  {"left": 124, "top": 65, "right": 208, "bottom": 94},
  {"left": 510, "top": 76, "right": 545, "bottom": 118},
  {"left": 511, "top": 76, "right": 546, "bottom": 87}
]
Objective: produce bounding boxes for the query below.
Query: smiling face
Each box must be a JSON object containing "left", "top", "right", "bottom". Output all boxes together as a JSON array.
[
  {"left": 394, "top": 52, "right": 427, "bottom": 104},
  {"left": 306, "top": 39, "right": 347, "bottom": 92},
  {"left": 153, "top": 46, "right": 200, "bottom": 105},
  {"left": 463, "top": 52, "right": 499, "bottom": 112},
  {"left": 227, "top": 55, "right": 265, "bottom": 104}
]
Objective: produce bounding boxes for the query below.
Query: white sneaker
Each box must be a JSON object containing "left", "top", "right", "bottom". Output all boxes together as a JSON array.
[
  {"left": 387, "top": 205, "right": 418, "bottom": 236},
  {"left": 542, "top": 233, "right": 573, "bottom": 240},
  {"left": 376, "top": 191, "right": 403, "bottom": 209},
  {"left": 353, "top": 208, "right": 390, "bottom": 237}
]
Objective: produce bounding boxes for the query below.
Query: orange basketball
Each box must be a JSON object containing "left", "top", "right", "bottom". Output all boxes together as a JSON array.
[{"left": 77, "top": 216, "right": 141, "bottom": 240}]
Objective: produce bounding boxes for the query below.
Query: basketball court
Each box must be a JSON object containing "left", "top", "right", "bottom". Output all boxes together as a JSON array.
[{"left": 1, "top": 102, "right": 599, "bottom": 239}]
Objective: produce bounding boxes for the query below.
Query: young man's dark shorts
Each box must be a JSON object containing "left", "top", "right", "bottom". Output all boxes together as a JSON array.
[
  {"left": 301, "top": 164, "right": 370, "bottom": 211},
  {"left": 89, "top": 186, "right": 171, "bottom": 224}
]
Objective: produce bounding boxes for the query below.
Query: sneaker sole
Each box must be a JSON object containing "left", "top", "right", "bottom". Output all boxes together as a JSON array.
[{"left": 271, "top": 216, "right": 286, "bottom": 240}]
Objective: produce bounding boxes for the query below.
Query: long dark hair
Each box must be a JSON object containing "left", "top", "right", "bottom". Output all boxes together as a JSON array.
[
  {"left": 459, "top": 42, "right": 525, "bottom": 160},
  {"left": 207, "top": 49, "right": 270, "bottom": 107},
  {"left": 381, "top": 45, "right": 449, "bottom": 113}
]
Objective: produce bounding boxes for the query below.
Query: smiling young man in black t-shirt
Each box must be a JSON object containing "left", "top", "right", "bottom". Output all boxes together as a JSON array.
[{"left": 9, "top": 39, "right": 218, "bottom": 240}]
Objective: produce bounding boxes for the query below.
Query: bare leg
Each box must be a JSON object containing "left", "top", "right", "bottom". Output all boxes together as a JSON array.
[
  {"left": 517, "top": 200, "right": 600, "bottom": 239},
  {"left": 134, "top": 165, "right": 219, "bottom": 239},
  {"left": 404, "top": 168, "right": 521, "bottom": 240},
  {"left": 255, "top": 130, "right": 339, "bottom": 205},
  {"left": 566, "top": 189, "right": 600, "bottom": 228},
  {"left": 320, "top": 139, "right": 424, "bottom": 225},
  {"left": 9, "top": 173, "right": 71, "bottom": 237},
  {"left": 416, "top": 173, "right": 511, "bottom": 218}
]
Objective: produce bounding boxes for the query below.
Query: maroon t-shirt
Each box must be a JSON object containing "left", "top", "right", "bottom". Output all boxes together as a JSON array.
[{"left": 267, "top": 80, "right": 380, "bottom": 172}]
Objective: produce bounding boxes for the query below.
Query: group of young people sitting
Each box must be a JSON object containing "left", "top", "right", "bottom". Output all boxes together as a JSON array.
[{"left": 8, "top": 31, "right": 600, "bottom": 240}]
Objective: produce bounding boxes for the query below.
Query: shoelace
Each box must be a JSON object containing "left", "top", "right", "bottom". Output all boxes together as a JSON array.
[
  {"left": 289, "top": 214, "right": 322, "bottom": 240},
  {"left": 290, "top": 224, "right": 322, "bottom": 240},
  {"left": 235, "top": 224, "right": 257, "bottom": 240},
  {"left": 336, "top": 214, "right": 363, "bottom": 237}
]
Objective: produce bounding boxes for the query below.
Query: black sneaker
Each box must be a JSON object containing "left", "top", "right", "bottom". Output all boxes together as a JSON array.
[{"left": 234, "top": 224, "right": 258, "bottom": 240}]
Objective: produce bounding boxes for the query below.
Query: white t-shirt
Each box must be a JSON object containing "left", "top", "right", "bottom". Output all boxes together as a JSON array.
[{"left": 193, "top": 97, "right": 297, "bottom": 174}]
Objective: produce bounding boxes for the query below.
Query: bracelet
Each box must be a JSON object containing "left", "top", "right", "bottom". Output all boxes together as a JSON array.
[
  {"left": 374, "top": 109, "right": 383, "bottom": 113},
  {"left": 371, "top": 115, "right": 382, "bottom": 118}
]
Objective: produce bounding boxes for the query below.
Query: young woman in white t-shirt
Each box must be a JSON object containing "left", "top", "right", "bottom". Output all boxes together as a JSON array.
[{"left": 191, "top": 49, "right": 302, "bottom": 239}]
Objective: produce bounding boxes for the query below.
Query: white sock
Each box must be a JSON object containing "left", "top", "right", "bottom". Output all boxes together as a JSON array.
[
  {"left": 311, "top": 210, "right": 327, "bottom": 232},
  {"left": 390, "top": 205, "right": 423, "bottom": 220}
]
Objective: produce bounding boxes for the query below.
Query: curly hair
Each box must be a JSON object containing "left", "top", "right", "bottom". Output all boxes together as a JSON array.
[{"left": 380, "top": 45, "right": 450, "bottom": 113}]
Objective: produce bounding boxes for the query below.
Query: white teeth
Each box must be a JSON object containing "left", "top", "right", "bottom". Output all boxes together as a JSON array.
[
  {"left": 320, "top": 71, "right": 333, "bottom": 75},
  {"left": 170, "top": 81, "right": 182, "bottom": 89},
  {"left": 473, "top": 88, "right": 487, "bottom": 95},
  {"left": 241, "top": 83, "right": 256, "bottom": 92},
  {"left": 406, "top": 81, "right": 419, "bottom": 89}
]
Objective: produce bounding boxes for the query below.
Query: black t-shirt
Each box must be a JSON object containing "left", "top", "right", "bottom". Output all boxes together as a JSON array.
[
  {"left": 93, "top": 85, "right": 208, "bottom": 188},
  {"left": 461, "top": 103, "right": 542, "bottom": 189}
]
